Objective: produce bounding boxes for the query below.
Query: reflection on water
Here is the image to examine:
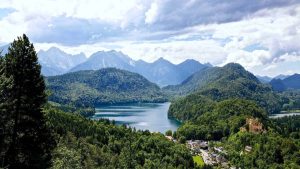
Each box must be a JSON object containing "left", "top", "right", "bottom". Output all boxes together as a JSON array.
[
  {"left": 269, "top": 112, "right": 300, "bottom": 118},
  {"left": 91, "top": 102, "right": 181, "bottom": 133}
]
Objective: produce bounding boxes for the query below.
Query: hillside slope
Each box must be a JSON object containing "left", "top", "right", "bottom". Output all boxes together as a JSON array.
[
  {"left": 168, "top": 63, "right": 282, "bottom": 121},
  {"left": 46, "top": 68, "right": 166, "bottom": 106},
  {"left": 44, "top": 105, "right": 194, "bottom": 168}
]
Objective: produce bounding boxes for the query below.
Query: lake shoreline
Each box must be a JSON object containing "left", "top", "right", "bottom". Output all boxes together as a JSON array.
[
  {"left": 91, "top": 102, "right": 181, "bottom": 133},
  {"left": 269, "top": 112, "right": 300, "bottom": 118}
]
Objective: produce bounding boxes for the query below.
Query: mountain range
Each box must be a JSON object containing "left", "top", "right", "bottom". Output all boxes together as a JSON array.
[
  {"left": 69, "top": 50, "right": 210, "bottom": 86},
  {"left": 38, "top": 47, "right": 87, "bottom": 76},
  {"left": 40, "top": 48, "right": 209, "bottom": 86},
  {"left": 1, "top": 45, "right": 88, "bottom": 76},
  {"left": 256, "top": 74, "right": 293, "bottom": 83},
  {"left": 274, "top": 74, "right": 291, "bottom": 80},
  {"left": 256, "top": 75, "right": 273, "bottom": 83},
  {"left": 1, "top": 44, "right": 210, "bottom": 86},
  {"left": 0, "top": 44, "right": 9, "bottom": 55},
  {"left": 270, "top": 73, "right": 300, "bottom": 91},
  {"left": 1, "top": 44, "right": 299, "bottom": 88}
]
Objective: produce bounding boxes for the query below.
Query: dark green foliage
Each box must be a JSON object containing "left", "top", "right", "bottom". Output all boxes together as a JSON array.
[
  {"left": 164, "top": 63, "right": 258, "bottom": 96},
  {"left": 0, "top": 35, "right": 55, "bottom": 168},
  {"left": 176, "top": 99, "right": 268, "bottom": 140},
  {"left": 48, "top": 101, "right": 95, "bottom": 117},
  {"left": 44, "top": 106, "right": 194, "bottom": 169},
  {"left": 279, "top": 90, "right": 300, "bottom": 111},
  {"left": 226, "top": 132, "right": 300, "bottom": 168},
  {"left": 46, "top": 68, "right": 167, "bottom": 107},
  {"left": 165, "top": 130, "right": 172, "bottom": 136},
  {"left": 272, "top": 115, "right": 300, "bottom": 139},
  {"left": 168, "top": 94, "right": 215, "bottom": 121},
  {"left": 173, "top": 98, "right": 300, "bottom": 168}
]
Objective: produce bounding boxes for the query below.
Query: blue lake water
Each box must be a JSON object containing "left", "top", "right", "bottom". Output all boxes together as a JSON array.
[
  {"left": 91, "top": 102, "right": 181, "bottom": 133},
  {"left": 269, "top": 112, "right": 300, "bottom": 118}
]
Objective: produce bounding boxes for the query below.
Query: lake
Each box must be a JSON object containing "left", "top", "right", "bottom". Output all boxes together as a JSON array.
[
  {"left": 91, "top": 102, "right": 181, "bottom": 133},
  {"left": 269, "top": 112, "right": 300, "bottom": 118}
]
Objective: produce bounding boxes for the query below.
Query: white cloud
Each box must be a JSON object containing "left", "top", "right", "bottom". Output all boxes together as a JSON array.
[
  {"left": 120, "top": 40, "right": 226, "bottom": 64},
  {"left": 145, "top": 2, "right": 158, "bottom": 24},
  {"left": 2, "top": 0, "right": 146, "bottom": 22},
  {"left": 263, "top": 64, "right": 277, "bottom": 71},
  {"left": 223, "top": 50, "right": 271, "bottom": 68},
  {"left": 1, "top": 0, "right": 300, "bottom": 76}
]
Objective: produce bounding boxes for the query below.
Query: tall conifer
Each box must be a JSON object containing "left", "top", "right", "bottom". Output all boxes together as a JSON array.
[{"left": 0, "top": 34, "right": 55, "bottom": 168}]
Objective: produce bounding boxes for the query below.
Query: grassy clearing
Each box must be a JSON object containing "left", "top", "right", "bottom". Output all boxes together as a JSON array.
[{"left": 193, "top": 155, "right": 204, "bottom": 166}]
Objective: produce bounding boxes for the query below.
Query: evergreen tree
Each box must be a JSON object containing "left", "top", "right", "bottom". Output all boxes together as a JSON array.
[
  {"left": 0, "top": 48, "right": 14, "bottom": 168},
  {"left": 0, "top": 34, "right": 55, "bottom": 168}
]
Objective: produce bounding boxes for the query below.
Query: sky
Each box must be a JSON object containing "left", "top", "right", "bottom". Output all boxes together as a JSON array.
[{"left": 0, "top": 0, "right": 300, "bottom": 77}]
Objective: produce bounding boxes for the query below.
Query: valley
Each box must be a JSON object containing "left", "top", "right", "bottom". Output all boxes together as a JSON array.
[
  {"left": 39, "top": 49, "right": 300, "bottom": 168},
  {"left": 2, "top": 1, "right": 300, "bottom": 168},
  {"left": 1, "top": 36, "right": 300, "bottom": 169}
]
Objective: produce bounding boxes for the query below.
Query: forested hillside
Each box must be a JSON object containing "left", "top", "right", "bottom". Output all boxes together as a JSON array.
[
  {"left": 44, "top": 105, "right": 194, "bottom": 169},
  {"left": 175, "top": 99, "right": 269, "bottom": 140},
  {"left": 166, "top": 63, "right": 300, "bottom": 168},
  {"left": 171, "top": 98, "right": 300, "bottom": 168},
  {"left": 279, "top": 90, "right": 300, "bottom": 111},
  {"left": 167, "top": 63, "right": 282, "bottom": 119},
  {"left": 46, "top": 68, "right": 167, "bottom": 107}
]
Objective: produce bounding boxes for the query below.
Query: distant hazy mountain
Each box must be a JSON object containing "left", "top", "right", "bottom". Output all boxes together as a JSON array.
[
  {"left": 269, "top": 79, "right": 286, "bottom": 92},
  {"left": 1, "top": 45, "right": 87, "bottom": 76},
  {"left": 134, "top": 57, "right": 183, "bottom": 86},
  {"left": 69, "top": 50, "right": 134, "bottom": 72},
  {"left": 38, "top": 47, "right": 87, "bottom": 76},
  {"left": 0, "top": 44, "right": 9, "bottom": 55},
  {"left": 136, "top": 58, "right": 210, "bottom": 86},
  {"left": 256, "top": 75, "right": 272, "bottom": 83},
  {"left": 2, "top": 44, "right": 210, "bottom": 85},
  {"left": 177, "top": 59, "right": 210, "bottom": 80},
  {"left": 283, "top": 74, "right": 300, "bottom": 89},
  {"left": 274, "top": 74, "right": 290, "bottom": 80},
  {"left": 270, "top": 73, "right": 300, "bottom": 91},
  {"left": 70, "top": 51, "right": 210, "bottom": 86}
]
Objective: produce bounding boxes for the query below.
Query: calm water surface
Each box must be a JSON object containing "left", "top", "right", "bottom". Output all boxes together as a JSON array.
[
  {"left": 91, "top": 102, "right": 181, "bottom": 133},
  {"left": 269, "top": 112, "right": 300, "bottom": 118}
]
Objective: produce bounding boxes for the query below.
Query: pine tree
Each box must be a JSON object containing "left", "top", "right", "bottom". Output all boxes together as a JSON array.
[
  {"left": 0, "top": 34, "right": 55, "bottom": 168},
  {"left": 0, "top": 47, "right": 15, "bottom": 168}
]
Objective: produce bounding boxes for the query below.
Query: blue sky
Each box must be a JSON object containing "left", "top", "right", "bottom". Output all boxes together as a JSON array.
[{"left": 0, "top": 0, "right": 300, "bottom": 77}]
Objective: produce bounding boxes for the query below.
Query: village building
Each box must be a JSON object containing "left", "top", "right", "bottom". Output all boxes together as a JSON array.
[
  {"left": 245, "top": 146, "right": 252, "bottom": 153},
  {"left": 240, "top": 117, "right": 264, "bottom": 134},
  {"left": 165, "top": 135, "right": 173, "bottom": 141},
  {"left": 247, "top": 118, "right": 263, "bottom": 133}
]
